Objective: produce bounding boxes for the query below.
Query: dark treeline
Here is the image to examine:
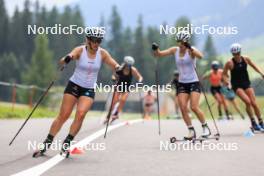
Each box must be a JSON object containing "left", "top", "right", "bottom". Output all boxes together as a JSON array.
[{"left": 0, "top": 0, "right": 217, "bottom": 88}]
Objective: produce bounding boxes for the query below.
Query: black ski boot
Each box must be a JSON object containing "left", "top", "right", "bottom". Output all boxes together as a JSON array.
[{"left": 33, "top": 134, "right": 54, "bottom": 158}]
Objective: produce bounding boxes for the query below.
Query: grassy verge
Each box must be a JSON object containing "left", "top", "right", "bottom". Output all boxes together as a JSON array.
[
  {"left": 0, "top": 102, "right": 58, "bottom": 119},
  {"left": 0, "top": 102, "right": 143, "bottom": 120},
  {"left": 1, "top": 95, "right": 264, "bottom": 119}
]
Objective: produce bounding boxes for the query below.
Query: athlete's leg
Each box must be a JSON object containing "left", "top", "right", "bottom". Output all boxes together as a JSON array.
[
  {"left": 33, "top": 94, "right": 77, "bottom": 156},
  {"left": 69, "top": 96, "right": 94, "bottom": 136},
  {"left": 178, "top": 93, "right": 191, "bottom": 126},
  {"left": 214, "top": 93, "right": 223, "bottom": 117},
  {"left": 143, "top": 104, "right": 149, "bottom": 119},
  {"left": 190, "top": 91, "right": 211, "bottom": 137},
  {"left": 178, "top": 93, "right": 196, "bottom": 139},
  {"left": 229, "top": 99, "right": 245, "bottom": 119},
  {"left": 236, "top": 88, "right": 256, "bottom": 125},
  {"left": 144, "top": 104, "right": 151, "bottom": 120},
  {"left": 219, "top": 93, "right": 231, "bottom": 119},
  {"left": 49, "top": 94, "right": 77, "bottom": 136},
  {"left": 111, "top": 92, "right": 121, "bottom": 113},
  {"left": 118, "top": 92, "right": 129, "bottom": 113},
  {"left": 60, "top": 96, "right": 94, "bottom": 154},
  {"left": 245, "top": 88, "right": 262, "bottom": 122},
  {"left": 190, "top": 92, "right": 206, "bottom": 124},
  {"left": 174, "top": 95, "right": 180, "bottom": 115}
]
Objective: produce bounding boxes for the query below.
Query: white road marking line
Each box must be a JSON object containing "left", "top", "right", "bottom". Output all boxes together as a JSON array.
[{"left": 11, "top": 119, "right": 143, "bottom": 176}]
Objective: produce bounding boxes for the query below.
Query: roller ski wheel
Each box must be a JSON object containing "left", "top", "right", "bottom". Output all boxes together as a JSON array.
[
  {"left": 169, "top": 136, "right": 195, "bottom": 143},
  {"left": 214, "top": 134, "right": 220, "bottom": 140},
  {"left": 110, "top": 116, "right": 119, "bottom": 124},
  {"left": 250, "top": 126, "right": 264, "bottom": 134},
  {"left": 32, "top": 150, "right": 45, "bottom": 158},
  {"left": 197, "top": 134, "right": 220, "bottom": 143},
  {"left": 170, "top": 137, "right": 177, "bottom": 143},
  {"left": 250, "top": 127, "right": 255, "bottom": 133},
  {"left": 60, "top": 150, "right": 70, "bottom": 158}
]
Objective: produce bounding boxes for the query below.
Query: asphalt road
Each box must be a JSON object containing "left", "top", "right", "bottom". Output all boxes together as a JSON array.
[{"left": 0, "top": 117, "right": 263, "bottom": 176}]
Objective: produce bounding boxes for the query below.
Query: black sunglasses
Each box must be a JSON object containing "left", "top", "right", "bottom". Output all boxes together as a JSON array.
[{"left": 88, "top": 37, "right": 102, "bottom": 44}]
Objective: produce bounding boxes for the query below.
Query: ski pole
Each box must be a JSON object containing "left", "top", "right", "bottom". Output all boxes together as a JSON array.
[
  {"left": 104, "top": 86, "right": 117, "bottom": 138},
  {"left": 155, "top": 60, "right": 161, "bottom": 135},
  {"left": 138, "top": 89, "right": 145, "bottom": 120},
  {"left": 192, "top": 64, "right": 220, "bottom": 136},
  {"left": 9, "top": 65, "right": 65, "bottom": 146}
]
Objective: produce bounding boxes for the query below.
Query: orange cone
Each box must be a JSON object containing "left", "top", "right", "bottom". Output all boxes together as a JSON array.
[{"left": 70, "top": 147, "right": 84, "bottom": 155}]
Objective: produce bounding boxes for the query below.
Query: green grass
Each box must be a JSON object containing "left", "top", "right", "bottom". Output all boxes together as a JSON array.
[
  {"left": 0, "top": 102, "right": 58, "bottom": 119},
  {"left": 2, "top": 95, "right": 264, "bottom": 120},
  {"left": 195, "top": 94, "right": 264, "bottom": 119},
  {"left": 0, "top": 102, "right": 143, "bottom": 120}
]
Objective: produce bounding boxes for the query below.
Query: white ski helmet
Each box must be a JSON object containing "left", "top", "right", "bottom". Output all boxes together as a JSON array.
[
  {"left": 230, "top": 43, "right": 241, "bottom": 54},
  {"left": 211, "top": 60, "right": 220, "bottom": 70},
  {"left": 124, "top": 56, "right": 135, "bottom": 66},
  {"left": 176, "top": 30, "right": 191, "bottom": 42},
  {"left": 86, "top": 27, "right": 105, "bottom": 39}
]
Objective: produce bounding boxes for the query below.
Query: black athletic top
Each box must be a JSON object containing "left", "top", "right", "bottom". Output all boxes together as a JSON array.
[
  {"left": 116, "top": 68, "right": 133, "bottom": 87},
  {"left": 231, "top": 57, "right": 250, "bottom": 87},
  {"left": 171, "top": 78, "right": 179, "bottom": 89}
]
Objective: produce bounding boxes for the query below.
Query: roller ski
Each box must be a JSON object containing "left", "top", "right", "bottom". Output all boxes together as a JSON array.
[
  {"left": 196, "top": 134, "right": 220, "bottom": 143},
  {"left": 32, "top": 148, "right": 46, "bottom": 158},
  {"left": 103, "top": 102, "right": 119, "bottom": 125},
  {"left": 196, "top": 123, "right": 220, "bottom": 142},
  {"left": 170, "top": 126, "right": 196, "bottom": 143},
  {"left": 250, "top": 122, "right": 264, "bottom": 134},
  {"left": 60, "top": 149, "right": 70, "bottom": 158},
  {"left": 32, "top": 137, "right": 53, "bottom": 158},
  {"left": 110, "top": 115, "right": 119, "bottom": 124},
  {"left": 59, "top": 134, "right": 74, "bottom": 158}
]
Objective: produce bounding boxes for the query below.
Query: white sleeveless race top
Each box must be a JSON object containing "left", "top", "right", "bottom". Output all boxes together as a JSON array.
[
  {"left": 175, "top": 47, "right": 199, "bottom": 83},
  {"left": 70, "top": 46, "right": 102, "bottom": 88}
]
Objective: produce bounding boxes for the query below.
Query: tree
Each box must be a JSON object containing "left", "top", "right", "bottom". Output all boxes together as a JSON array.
[
  {"left": 47, "top": 6, "right": 60, "bottom": 60},
  {"left": 21, "top": 0, "right": 34, "bottom": 61},
  {"left": 22, "top": 34, "right": 55, "bottom": 87},
  {"left": 203, "top": 34, "right": 217, "bottom": 72},
  {"left": 132, "top": 15, "right": 155, "bottom": 85},
  {"left": 107, "top": 5, "right": 124, "bottom": 62},
  {"left": 200, "top": 35, "right": 218, "bottom": 90},
  {"left": 122, "top": 27, "right": 133, "bottom": 56},
  {"left": 0, "top": 0, "right": 9, "bottom": 53},
  {"left": 0, "top": 53, "right": 19, "bottom": 82}
]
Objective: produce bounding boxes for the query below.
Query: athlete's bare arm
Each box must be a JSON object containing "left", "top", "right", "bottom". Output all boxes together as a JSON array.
[
  {"left": 245, "top": 56, "right": 264, "bottom": 77},
  {"left": 202, "top": 70, "right": 210, "bottom": 80},
  {"left": 153, "top": 47, "right": 177, "bottom": 58},
  {"left": 223, "top": 60, "right": 233, "bottom": 85},
  {"left": 131, "top": 67, "right": 143, "bottom": 82},
  {"left": 59, "top": 46, "right": 82, "bottom": 65},
  {"left": 190, "top": 47, "right": 203, "bottom": 59},
  {"left": 101, "top": 49, "right": 120, "bottom": 70}
]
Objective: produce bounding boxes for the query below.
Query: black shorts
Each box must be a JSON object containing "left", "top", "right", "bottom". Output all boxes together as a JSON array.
[
  {"left": 232, "top": 83, "right": 251, "bottom": 93},
  {"left": 176, "top": 82, "right": 201, "bottom": 95},
  {"left": 210, "top": 86, "right": 222, "bottom": 96},
  {"left": 115, "top": 83, "right": 131, "bottom": 93},
  {"left": 145, "top": 103, "right": 153, "bottom": 107},
  {"left": 64, "top": 81, "right": 95, "bottom": 99}
]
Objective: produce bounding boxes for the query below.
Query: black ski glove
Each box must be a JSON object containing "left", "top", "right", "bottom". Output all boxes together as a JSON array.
[{"left": 152, "top": 42, "right": 159, "bottom": 51}]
